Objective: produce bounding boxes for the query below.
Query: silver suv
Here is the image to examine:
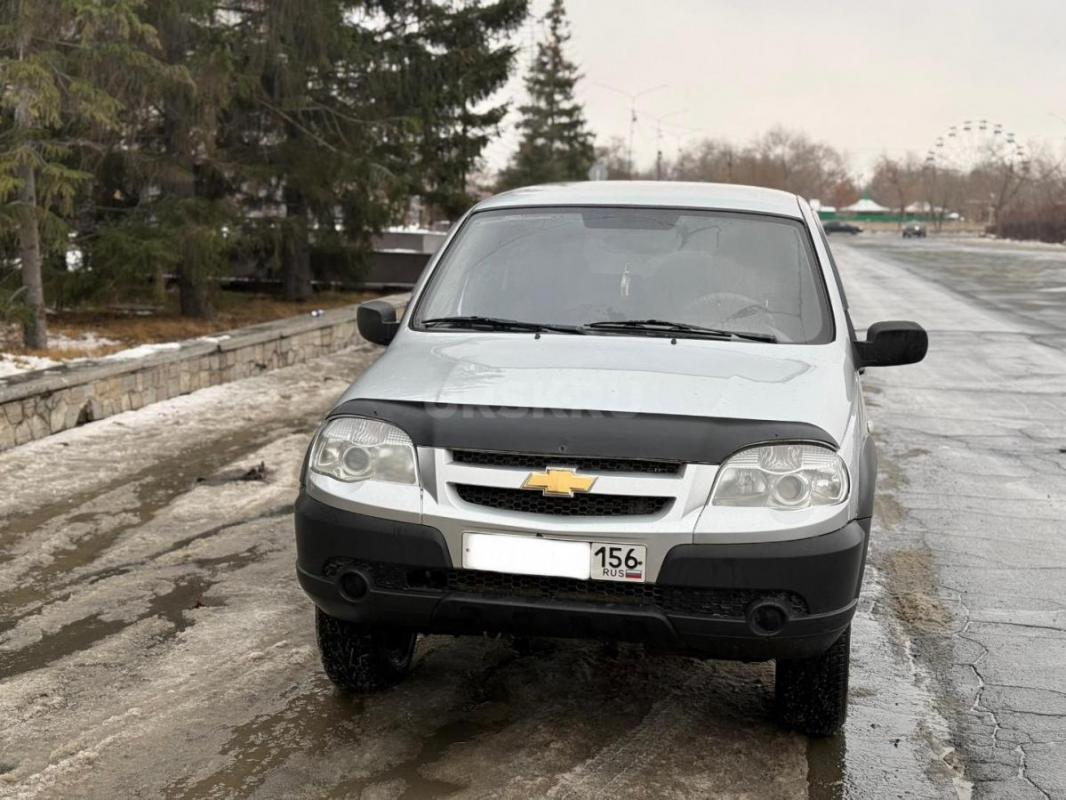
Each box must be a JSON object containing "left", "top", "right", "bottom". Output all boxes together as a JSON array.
[{"left": 295, "top": 182, "right": 927, "bottom": 736}]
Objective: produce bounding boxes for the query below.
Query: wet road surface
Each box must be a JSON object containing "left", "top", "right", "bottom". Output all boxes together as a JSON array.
[
  {"left": 2, "top": 234, "right": 1064, "bottom": 799},
  {"left": 841, "top": 236, "right": 1066, "bottom": 800}
]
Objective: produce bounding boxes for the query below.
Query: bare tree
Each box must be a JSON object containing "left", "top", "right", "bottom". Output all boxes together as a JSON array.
[
  {"left": 667, "top": 127, "right": 851, "bottom": 202},
  {"left": 595, "top": 137, "right": 644, "bottom": 179},
  {"left": 991, "top": 150, "right": 1065, "bottom": 242},
  {"left": 868, "top": 154, "right": 924, "bottom": 227},
  {"left": 969, "top": 150, "right": 1031, "bottom": 228}
]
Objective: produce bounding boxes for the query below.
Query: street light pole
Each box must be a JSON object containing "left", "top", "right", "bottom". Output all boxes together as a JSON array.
[
  {"left": 647, "top": 109, "right": 686, "bottom": 181},
  {"left": 628, "top": 105, "right": 637, "bottom": 178},
  {"left": 593, "top": 82, "right": 668, "bottom": 177}
]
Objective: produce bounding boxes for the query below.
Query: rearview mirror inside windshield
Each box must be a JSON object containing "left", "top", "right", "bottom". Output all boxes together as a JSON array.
[{"left": 581, "top": 209, "right": 680, "bottom": 229}]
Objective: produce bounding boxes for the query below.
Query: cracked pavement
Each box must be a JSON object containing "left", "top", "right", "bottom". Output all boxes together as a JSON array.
[
  {"left": 843, "top": 236, "right": 1066, "bottom": 800},
  {"left": 0, "top": 234, "right": 1064, "bottom": 798}
]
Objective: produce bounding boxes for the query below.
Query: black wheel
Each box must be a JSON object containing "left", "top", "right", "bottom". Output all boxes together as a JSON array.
[
  {"left": 775, "top": 626, "right": 850, "bottom": 737},
  {"left": 315, "top": 608, "right": 417, "bottom": 693}
]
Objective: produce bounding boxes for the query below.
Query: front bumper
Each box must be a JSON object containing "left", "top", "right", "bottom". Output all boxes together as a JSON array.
[{"left": 295, "top": 492, "right": 869, "bottom": 661}]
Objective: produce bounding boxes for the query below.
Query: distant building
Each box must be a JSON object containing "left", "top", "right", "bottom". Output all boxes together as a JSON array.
[
  {"left": 841, "top": 197, "right": 892, "bottom": 215},
  {"left": 814, "top": 195, "right": 957, "bottom": 223}
]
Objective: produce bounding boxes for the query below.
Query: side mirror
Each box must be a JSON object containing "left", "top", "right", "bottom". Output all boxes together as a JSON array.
[
  {"left": 855, "top": 321, "right": 928, "bottom": 368},
  {"left": 357, "top": 300, "right": 400, "bottom": 346}
]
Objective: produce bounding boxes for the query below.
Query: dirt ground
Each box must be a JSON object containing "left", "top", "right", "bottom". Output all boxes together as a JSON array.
[{"left": 0, "top": 290, "right": 378, "bottom": 361}]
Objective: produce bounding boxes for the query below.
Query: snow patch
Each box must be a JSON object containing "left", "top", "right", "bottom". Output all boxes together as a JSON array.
[
  {"left": 97, "top": 342, "right": 182, "bottom": 361},
  {"left": 0, "top": 353, "right": 61, "bottom": 379},
  {"left": 47, "top": 332, "right": 121, "bottom": 352},
  {"left": 0, "top": 341, "right": 191, "bottom": 382}
]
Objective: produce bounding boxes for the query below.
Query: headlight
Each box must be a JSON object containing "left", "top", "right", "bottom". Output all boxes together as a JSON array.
[
  {"left": 310, "top": 417, "right": 417, "bottom": 484},
  {"left": 711, "top": 444, "right": 848, "bottom": 509}
]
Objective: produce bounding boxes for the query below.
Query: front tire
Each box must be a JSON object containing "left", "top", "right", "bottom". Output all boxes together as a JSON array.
[
  {"left": 775, "top": 626, "right": 850, "bottom": 736},
  {"left": 315, "top": 608, "right": 417, "bottom": 693}
]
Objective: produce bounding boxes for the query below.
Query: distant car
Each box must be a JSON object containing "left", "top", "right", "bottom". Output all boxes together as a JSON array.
[
  {"left": 902, "top": 223, "right": 927, "bottom": 239},
  {"left": 822, "top": 220, "right": 862, "bottom": 235}
]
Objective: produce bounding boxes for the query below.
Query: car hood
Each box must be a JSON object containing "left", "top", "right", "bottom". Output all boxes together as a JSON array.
[{"left": 341, "top": 332, "right": 855, "bottom": 442}]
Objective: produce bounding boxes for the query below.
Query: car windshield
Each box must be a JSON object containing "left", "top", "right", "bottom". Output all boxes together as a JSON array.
[{"left": 413, "top": 206, "right": 833, "bottom": 344}]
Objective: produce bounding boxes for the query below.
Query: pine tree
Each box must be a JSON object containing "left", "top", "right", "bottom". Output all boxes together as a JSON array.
[
  {"left": 498, "top": 0, "right": 594, "bottom": 190},
  {"left": 225, "top": 0, "right": 402, "bottom": 302},
  {"left": 0, "top": 0, "right": 171, "bottom": 346},
  {"left": 90, "top": 0, "right": 232, "bottom": 318},
  {"left": 381, "top": 0, "right": 527, "bottom": 220},
  {"left": 141, "top": 0, "right": 232, "bottom": 317},
  {"left": 1, "top": 0, "right": 535, "bottom": 323},
  {"left": 226, "top": 0, "right": 528, "bottom": 298}
]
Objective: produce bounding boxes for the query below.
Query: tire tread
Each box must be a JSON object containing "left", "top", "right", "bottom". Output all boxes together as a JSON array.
[
  {"left": 775, "top": 626, "right": 850, "bottom": 737},
  {"left": 315, "top": 609, "right": 415, "bottom": 693}
]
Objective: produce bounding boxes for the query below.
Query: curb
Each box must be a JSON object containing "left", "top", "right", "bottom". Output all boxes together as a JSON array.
[{"left": 0, "top": 294, "right": 407, "bottom": 451}]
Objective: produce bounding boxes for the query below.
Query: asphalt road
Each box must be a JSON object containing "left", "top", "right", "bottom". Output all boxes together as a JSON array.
[
  {"left": 842, "top": 235, "right": 1066, "bottom": 800},
  {"left": 1, "top": 234, "right": 1064, "bottom": 799}
]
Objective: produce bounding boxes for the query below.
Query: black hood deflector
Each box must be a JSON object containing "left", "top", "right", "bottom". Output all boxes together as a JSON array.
[{"left": 329, "top": 399, "right": 837, "bottom": 464}]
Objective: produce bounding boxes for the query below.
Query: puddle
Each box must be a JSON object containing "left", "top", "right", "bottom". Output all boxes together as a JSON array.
[
  {"left": 1, "top": 417, "right": 311, "bottom": 553},
  {"left": 327, "top": 649, "right": 521, "bottom": 799},
  {"left": 807, "top": 735, "right": 847, "bottom": 800},
  {"left": 161, "top": 642, "right": 523, "bottom": 800},
  {"left": 328, "top": 717, "right": 511, "bottom": 800},
  {"left": 0, "top": 613, "right": 129, "bottom": 682},
  {"left": 0, "top": 575, "right": 218, "bottom": 680},
  {"left": 0, "top": 517, "right": 293, "bottom": 680},
  {"left": 161, "top": 682, "right": 368, "bottom": 799},
  {"left": 0, "top": 421, "right": 302, "bottom": 624},
  {"left": 79, "top": 503, "right": 291, "bottom": 589}
]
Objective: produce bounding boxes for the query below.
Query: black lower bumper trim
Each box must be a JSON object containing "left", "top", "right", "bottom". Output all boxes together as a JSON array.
[
  {"left": 295, "top": 491, "right": 867, "bottom": 660},
  {"left": 660, "top": 521, "right": 869, "bottom": 615},
  {"left": 294, "top": 491, "right": 452, "bottom": 576}
]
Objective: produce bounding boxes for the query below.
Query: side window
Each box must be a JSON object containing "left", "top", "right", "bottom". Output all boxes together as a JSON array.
[{"left": 816, "top": 225, "right": 856, "bottom": 341}]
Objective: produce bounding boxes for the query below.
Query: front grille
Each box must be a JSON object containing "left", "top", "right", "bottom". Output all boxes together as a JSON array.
[
  {"left": 322, "top": 558, "right": 808, "bottom": 619},
  {"left": 451, "top": 449, "right": 681, "bottom": 475},
  {"left": 454, "top": 484, "right": 671, "bottom": 517}
]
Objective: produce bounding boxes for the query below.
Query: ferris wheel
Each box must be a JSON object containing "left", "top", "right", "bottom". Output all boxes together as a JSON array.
[{"left": 925, "top": 120, "right": 1030, "bottom": 173}]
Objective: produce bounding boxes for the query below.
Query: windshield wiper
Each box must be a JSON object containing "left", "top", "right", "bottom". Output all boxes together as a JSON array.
[
  {"left": 585, "top": 319, "right": 777, "bottom": 343},
  {"left": 421, "top": 315, "right": 586, "bottom": 334}
]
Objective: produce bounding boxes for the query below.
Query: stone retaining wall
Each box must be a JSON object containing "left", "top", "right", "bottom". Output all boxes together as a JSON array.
[{"left": 0, "top": 295, "right": 405, "bottom": 451}]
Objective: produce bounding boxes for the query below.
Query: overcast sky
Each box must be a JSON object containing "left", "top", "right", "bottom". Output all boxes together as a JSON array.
[{"left": 483, "top": 0, "right": 1066, "bottom": 179}]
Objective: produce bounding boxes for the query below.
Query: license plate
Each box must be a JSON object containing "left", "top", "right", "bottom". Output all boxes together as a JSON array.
[
  {"left": 462, "top": 533, "right": 646, "bottom": 583},
  {"left": 589, "top": 542, "right": 646, "bottom": 583}
]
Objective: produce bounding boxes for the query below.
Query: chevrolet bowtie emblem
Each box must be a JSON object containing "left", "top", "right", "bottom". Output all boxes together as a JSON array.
[{"left": 522, "top": 468, "right": 597, "bottom": 498}]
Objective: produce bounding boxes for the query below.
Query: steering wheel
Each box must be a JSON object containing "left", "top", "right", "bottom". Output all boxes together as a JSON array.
[
  {"left": 725, "top": 303, "right": 770, "bottom": 323},
  {"left": 680, "top": 292, "right": 772, "bottom": 325},
  {"left": 556, "top": 302, "right": 627, "bottom": 324}
]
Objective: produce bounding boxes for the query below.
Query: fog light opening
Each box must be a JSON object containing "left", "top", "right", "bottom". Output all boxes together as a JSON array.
[
  {"left": 338, "top": 570, "right": 370, "bottom": 601},
  {"left": 747, "top": 599, "right": 790, "bottom": 636}
]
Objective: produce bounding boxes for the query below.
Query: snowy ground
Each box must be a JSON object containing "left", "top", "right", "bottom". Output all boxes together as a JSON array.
[
  {"left": 0, "top": 331, "right": 121, "bottom": 378},
  {"left": 1, "top": 235, "right": 1065, "bottom": 798},
  {"left": 0, "top": 337, "right": 200, "bottom": 380}
]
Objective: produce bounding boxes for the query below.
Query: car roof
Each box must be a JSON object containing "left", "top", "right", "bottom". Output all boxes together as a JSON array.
[{"left": 475, "top": 181, "right": 805, "bottom": 220}]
